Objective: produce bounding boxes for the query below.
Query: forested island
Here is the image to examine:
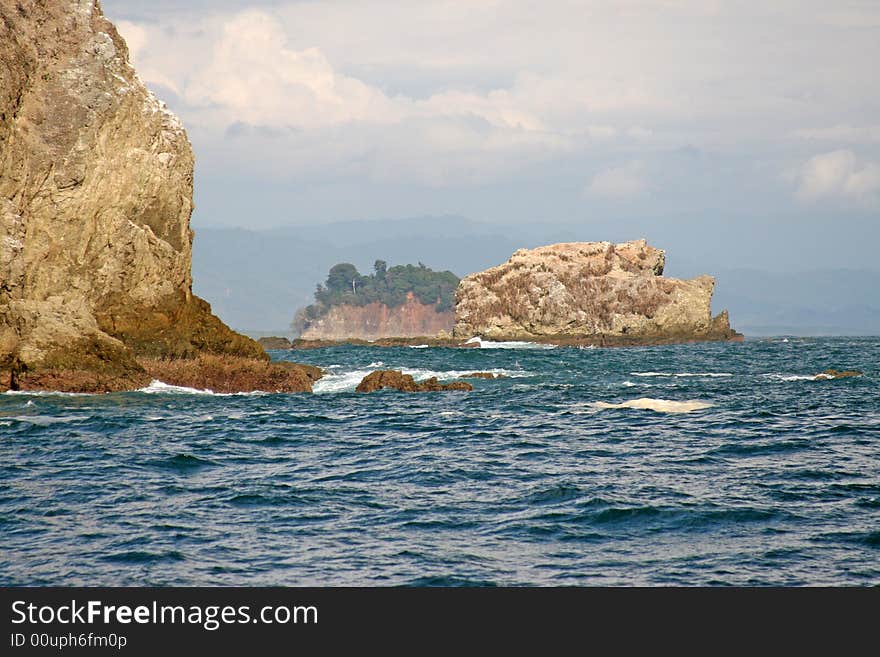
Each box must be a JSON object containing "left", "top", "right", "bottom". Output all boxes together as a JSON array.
[{"left": 293, "top": 261, "right": 459, "bottom": 339}]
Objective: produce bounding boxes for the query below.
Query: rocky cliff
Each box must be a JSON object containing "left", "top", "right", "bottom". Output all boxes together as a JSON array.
[
  {"left": 0, "top": 1, "right": 286, "bottom": 391},
  {"left": 299, "top": 292, "right": 454, "bottom": 341},
  {"left": 453, "top": 240, "right": 741, "bottom": 345}
]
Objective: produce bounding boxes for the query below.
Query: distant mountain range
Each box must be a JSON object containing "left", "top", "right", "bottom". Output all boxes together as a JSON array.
[{"left": 191, "top": 216, "right": 880, "bottom": 336}]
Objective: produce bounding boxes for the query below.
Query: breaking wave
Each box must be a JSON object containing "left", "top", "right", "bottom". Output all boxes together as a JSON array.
[
  {"left": 592, "top": 398, "right": 713, "bottom": 414},
  {"left": 464, "top": 337, "right": 556, "bottom": 350},
  {"left": 138, "top": 380, "right": 267, "bottom": 396},
  {"left": 630, "top": 372, "right": 733, "bottom": 378}
]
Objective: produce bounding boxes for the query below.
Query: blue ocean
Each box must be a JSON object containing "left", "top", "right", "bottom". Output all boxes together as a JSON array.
[{"left": 1, "top": 337, "right": 878, "bottom": 586}]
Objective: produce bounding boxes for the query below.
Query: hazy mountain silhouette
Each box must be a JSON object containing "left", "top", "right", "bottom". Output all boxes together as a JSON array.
[{"left": 191, "top": 216, "right": 880, "bottom": 336}]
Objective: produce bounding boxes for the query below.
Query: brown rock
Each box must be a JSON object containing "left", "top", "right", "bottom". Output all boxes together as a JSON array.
[
  {"left": 816, "top": 369, "right": 863, "bottom": 379},
  {"left": 355, "top": 370, "right": 473, "bottom": 393},
  {"left": 258, "top": 337, "right": 293, "bottom": 350},
  {"left": 0, "top": 1, "right": 268, "bottom": 391},
  {"left": 453, "top": 240, "right": 741, "bottom": 345},
  {"left": 463, "top": 372, "right": 505, "bottom": 379}
]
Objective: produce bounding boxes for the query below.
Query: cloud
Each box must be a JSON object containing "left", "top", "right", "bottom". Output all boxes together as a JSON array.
[
  {"left": 108, "top": 2, "right": 880, "bottom": 203},
  {"left": 793, "top": 124, "right": 880, "bottom": 144},
  {"left": 585, "top": 161, "right": 647, "bottom": 198},
  {"left": 794, "top": 149, "right": 880, "bottom": 203}
]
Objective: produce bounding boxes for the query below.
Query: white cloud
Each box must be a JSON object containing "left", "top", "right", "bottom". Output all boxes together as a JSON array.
[
  {"left": 586, "top": 161, "right": 647, "bottom": 198},
  {"left": 110, "top": 2, "right": 880, "bottom": 198},
  {"left": 794, "top": 149, "right": 880, "bottom": 203}
]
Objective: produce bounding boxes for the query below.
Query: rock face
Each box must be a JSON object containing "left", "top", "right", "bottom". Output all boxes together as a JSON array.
[
  {"left": 454, "top": 240, "right": 741, "bottom": 344},
  {"left": 355, "top": 370, "right": 473, "bottom": 393},
  {"left": 0, "top": 1, "right": 264, "bottom": 388},
  {"left": 299, "top": 292, "right": 454, "bottom": 340}
]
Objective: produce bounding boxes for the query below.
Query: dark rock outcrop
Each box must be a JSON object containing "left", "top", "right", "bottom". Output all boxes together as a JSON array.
[
  {"left": 355, "top": 370, "right": 473, "bottom": 393},
  {"left": 258, "top": 337, "right": 293, "bottom": 350}
]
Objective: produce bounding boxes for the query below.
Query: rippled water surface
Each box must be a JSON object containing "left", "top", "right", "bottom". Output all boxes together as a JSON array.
[{"left": 2, "top": 337, "right": 878, "bottom": 585}]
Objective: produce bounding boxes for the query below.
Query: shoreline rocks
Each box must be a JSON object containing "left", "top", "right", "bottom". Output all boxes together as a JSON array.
[{"left": 1, "top": 355, "right": 323, "bottom": 394}]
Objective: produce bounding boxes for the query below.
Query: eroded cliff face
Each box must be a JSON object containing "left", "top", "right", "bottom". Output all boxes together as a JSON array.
[
  {"left": 299, "top": 293, "right": 454, "bottom": 340},
  {"left": 453, "top": 240, "right": 740, "bottom": 344},
  {"left": 0, "top": 0, "right": 264, "bottom": 386}
]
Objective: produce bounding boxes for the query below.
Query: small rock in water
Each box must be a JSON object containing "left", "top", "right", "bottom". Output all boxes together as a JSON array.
[
  {"left": 815, "top": 368, "right": 863, "bottom": 380},
  {"left": 356, "top": 370, "right": 473, "bottom": 393}
]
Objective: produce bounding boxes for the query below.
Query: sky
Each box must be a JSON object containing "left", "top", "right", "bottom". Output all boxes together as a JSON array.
[{"left": 101, "top": 0, "right": 880, "bottom": 272}]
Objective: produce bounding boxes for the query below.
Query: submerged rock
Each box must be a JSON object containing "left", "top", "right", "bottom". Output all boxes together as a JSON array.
[
  {"left": 355, "top": 370, "right": 473, "bottom": 393},
  {"left": 453, "top": 240, "right": 742, "bottom": 345},
  {"left": 0, "top": 1, "right": 283, "bottom": 391},
  {"left": 815, "top": 369, "right": 863, "bottom": 380}
]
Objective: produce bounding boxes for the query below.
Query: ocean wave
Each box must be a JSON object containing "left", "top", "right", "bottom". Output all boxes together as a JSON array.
[
  {"left": 465, "top": 336, "right": 556, "bottom": 350},
  {"left": 312, "top": 369, "right": 375, "bottom": 394},
  {"left": 312, "top": 366, "right": 529, "bottom": 394},
  {"left": 6, "top": 414, "right": 92, "bottom": 425},
  {"left": 630, "top": 372, "right": 733, "bottom": 378},
  {"left": 138, "top": 380, "right": 267, "bottom": 396},
  {"left": 408, "top": 345, "right": 431, "bottom": 349},
  {"left": 592, "top": 398, "right": 713, "bottom": 414},
  {"left": 761, "top": 374, "right": 817, "bottom": 382}
]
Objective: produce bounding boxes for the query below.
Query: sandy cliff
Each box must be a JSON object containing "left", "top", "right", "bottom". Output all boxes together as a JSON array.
[
  {"left": 453, "top": 240, "right": 741, "bottom": 345},
  {"left": 0, "top": 1, "right": 305, "bottom": 391},
  {"left": 299, "top": 293, "right": 454, "bottom": 340}
]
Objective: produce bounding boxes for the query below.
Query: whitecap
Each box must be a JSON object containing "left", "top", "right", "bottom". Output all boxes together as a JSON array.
[
  {"left": 312, "top": 366, "right": 529, "bottom": 394},
  {"left": 140, "top": 380, "right": 215, "bottom": 395},
  {"left": 630, "top": 372, "right": 733, "bottom": 378},
  {"left": 465, "top": 336, "right": 556, "bottom": 350},
  {"left": 761, "top": 374, "right": 817, "bottom": 382},
  {"left": 592, "top": 398, "right": 713, "bottom": 414},
  {"left": 408, "top": 345, "right": 431, "bottom": 349},
  {"left": 312, "top": 369, "right": 376, "bottom": 394},
  {"left": 7, "top": 414, "right": 92, "bottom": 425},
  {"left": 367, "top": 361, "right": 384, "bottom": 367},
  {"left": 138, "top": 380, "right": 268, "bottom": 396}
]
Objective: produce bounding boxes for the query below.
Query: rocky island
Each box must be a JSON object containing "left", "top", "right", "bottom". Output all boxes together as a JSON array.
[
  {"left": 294, "top": 261, "right": 457, "bottom": 341},
  {"left": 0, "top": 1, "right": 317, "bottom": 392},
  {"left": 454, "top": 240, "right": 741, "bottom": 346}
]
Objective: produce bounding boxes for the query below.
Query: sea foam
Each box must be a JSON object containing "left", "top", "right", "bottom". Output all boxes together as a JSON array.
[
  {"left": 138, "top": 380, "right": 267, "bottom": 396},
  {"left": 593, "top": 398, "right": 713, "bottom": 414},
  {"left": 465, "top": 337, "right": 556, "bottom": 350}
]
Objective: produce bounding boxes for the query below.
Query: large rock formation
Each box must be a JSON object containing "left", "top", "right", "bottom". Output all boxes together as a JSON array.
[
  {"left": 299, "top": 292, "right": 454, "bottom": 341},
  {"left": 0, "top": 1, "right": 269, "bottom": 389},
  {"left": 453, "top": 240, "right": 741, "bottom": 345}
]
